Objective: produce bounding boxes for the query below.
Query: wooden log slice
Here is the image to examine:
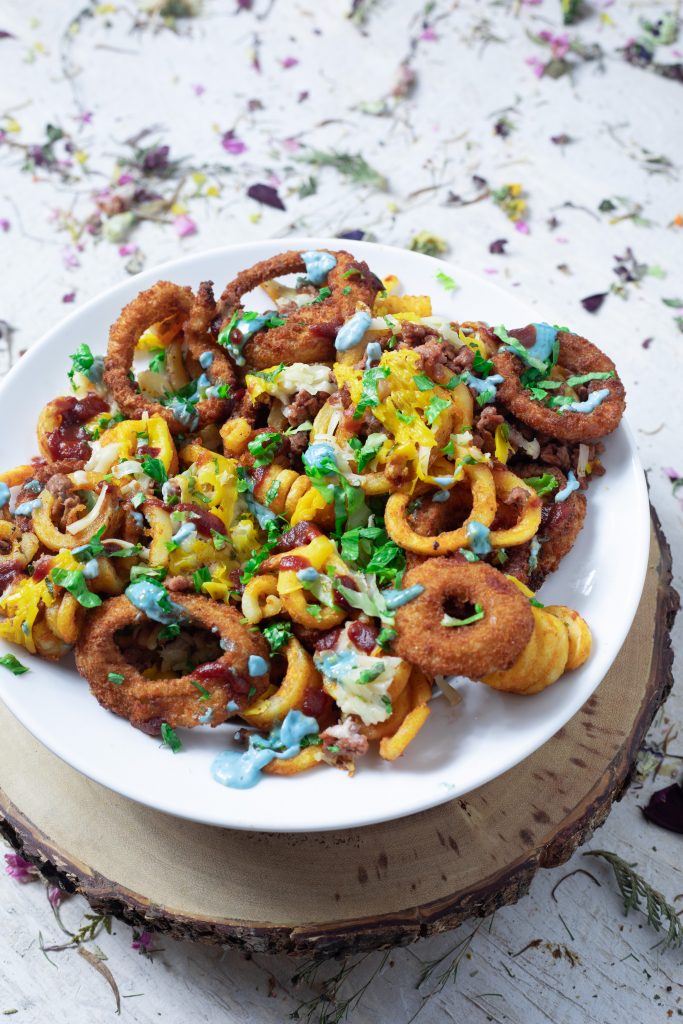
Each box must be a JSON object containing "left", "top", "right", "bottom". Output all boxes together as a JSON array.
[{"left": 0, "top": 508, "right": 677, "bottom": 957}]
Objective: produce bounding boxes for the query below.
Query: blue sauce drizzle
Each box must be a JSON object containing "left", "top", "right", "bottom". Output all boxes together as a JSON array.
[
  {"left": 244, "top": 492, "right": 278, "bottom": 529},
  {"left": 218, "top": 312, "right": 279, "bottom": 366},
  {"left": 226, "top": 699, "right": 239, "bottom": 713},
  {"left": 466, "top": 521, "right": 492, "bottom": 555},
  {"left": 562, "top": 387, "right": 609, "bottom": 414},
  {"left": 297, "top": 566, "right": 320, "bottom": 583},
  {"left": 302, "top": 441, "right": 337, "bottom": 474},
  {"left": 248, "top": 654, "right": 269, "bottom": 677},
  {"left": 82, "top": 558, "right": 99, "bottom": 579},
  {"left": 383, "top": 584, "right": 425, "bottom": 610},
  {"left": 24, "top": 480, "right": 42, "bottom": 494},
  {"left": 15, "top": 498, "right": 42, "bottom": 516},
  {"left": 85, "top": 357, "right": 105, "bottom": 386},
  {"left": 365, "top": 341, "right": 382, "bottom": 368},
  {"left": 131, "top": 510, "right": 144, "bottom": 529},
  {"left": 211, "top": 710, "right": 319, "bottom": 789},
  {"left": 465, "top": 372, "right": 504, "bottom": 403},
  {"left": 199, "top": 350, "right": 214, "bottom": 369},
  {"left": 432, "top": 474, "right": 455, "bottom": 487},
  {"left": 125, "top": 581, "right": 187, "bottom": 625},
  {"left": 196, "top": 372, "right": 211, "bottom": 390},
  {"left": 164, "top": 396, "right": 199, "bottom": 432},
  {"left": 198, "top": 707, "right": 214, "bottom": 725},
  {"left": 528, "top": 323, "right": 558, "bottom": 363},
  {"left": 173, "top": 521, "right": 197, "bottom": 547},
  {"left": 301, "top": 250, "right": 337, "bottom": 285},
  {"left": 554, "top": 470, "right": 580, "bottom": 503},
  {"left": 335, "top": 310, "right": 372, "bottom": 352},
  {"left": 317, "top": 648, "right": 359, "bottom": 682},
  {"left": 529, "top": 536, "right": 541, "bottom": 571},
  {"left": 432, "top": 490, "right": 450, "bottom": 503},
  {"left": 0, "top": 482, "right": 10, "bottom": 509}
]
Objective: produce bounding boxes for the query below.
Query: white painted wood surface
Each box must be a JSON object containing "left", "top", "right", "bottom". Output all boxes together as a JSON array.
[{"left": 0, "top": 1, "right": 682, "bottom": 1020}]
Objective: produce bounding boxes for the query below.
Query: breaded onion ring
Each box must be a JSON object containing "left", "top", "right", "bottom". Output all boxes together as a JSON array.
[
  {"left": 75, "top": 594, "right": 269, "bottom": 731},
  {"left": 393, "top": 557, "right": 534, "bottom": 679},
  {"left": 217, "top": 249, "right": 382, "bottom": 369},
  {"left": 494, "top": 328, "right": 625, "bottom": 442},
  {"left": 104, "top": 281, "right": 235, "bottom": 435},
  {"left": 504, "top": 466, "right": 586, "bottom": 588}
]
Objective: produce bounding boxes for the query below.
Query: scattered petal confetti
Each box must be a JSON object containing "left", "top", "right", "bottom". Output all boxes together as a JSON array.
[{"left": 246, "top": 182, "right": 286, "bottom": 210}]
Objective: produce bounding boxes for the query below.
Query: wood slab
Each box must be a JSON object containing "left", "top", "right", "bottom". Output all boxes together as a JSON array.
[{"left": 0, "top": 509, "right": 677, "bottom": 957}]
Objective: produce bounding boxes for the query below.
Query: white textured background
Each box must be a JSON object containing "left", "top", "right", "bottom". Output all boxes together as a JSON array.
[{"left": 0, "top": 1, "right": 682, "bottom": 1021}]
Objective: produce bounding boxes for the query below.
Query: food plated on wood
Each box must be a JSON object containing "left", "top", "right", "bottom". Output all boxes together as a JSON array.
[{"left": 0, "top": 245, "right": 628, "bottom": 798}]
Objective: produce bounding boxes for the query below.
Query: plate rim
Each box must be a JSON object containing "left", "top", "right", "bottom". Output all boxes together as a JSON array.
[{"left": 0, "top": 237, "right": 650, "bottom": 832}]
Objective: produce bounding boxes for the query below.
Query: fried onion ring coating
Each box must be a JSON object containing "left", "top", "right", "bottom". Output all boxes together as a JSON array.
[
  {"left": 494, "top": 329, "right": 625, "bottom": 441},
  {"left": 217, "top": 249, "right": 382, "bottom": 368},
  {"left": 393, "top": 557, "right": 534, "bottom": 678},
  {"left": 104, "top": 281, "right": 235, "bottom": 434},
  {"left": 75, "top": 594, "right": 269, "bottom": 731}
]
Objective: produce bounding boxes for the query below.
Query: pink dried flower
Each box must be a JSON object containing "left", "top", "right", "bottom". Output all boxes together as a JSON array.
[
  {"left": 174, "top": 214, "right": 197, "bottom": 238},
  {"left": 526, "top": 55, "right": 546, "bottom": 77},
  {"left": 62, "top": 245, "right": 80, "bottom": 269},
  {"left": 0, "top": 218, "right": 9, "bottom": 232},
  {"left": 420, "top": 26, "right": 437, "bottom": 42},
  {"left": 515, "top": 220, "right": 530, "bottom": 235},
  {"left": 191, "top": 83, "right": 206, "bottom": 96},
  {"left": 62, "top": 291, "right": 76, "bottom": 303},
  {"left": 5, "top": 853, "right": 37, "bottom": 883},
  {"left": 131, "top": 929, "right": 153, "bottom": 952},
  {"left": 282, "top": 137, "right": 301, "bottom": 154},
  {"left": 47, "top": 885, "right": 65, "bottom": 907},
  {"left": 117, "top": 173, "right": 134, "bottom": 186},
  {"left": 280, "top": 56, "right": 299, "bottom": 68},
  {"left": 222, "top": 131, "right": 247, "bottom": 155},
  {"left": 663, "top": 467, "right": 681, "bottom": 481},
  {"left": 118, "top": 243, "right": 138, "bottom": 257}
]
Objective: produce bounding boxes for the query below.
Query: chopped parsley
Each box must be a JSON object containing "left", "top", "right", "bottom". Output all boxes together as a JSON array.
[
  {"left": 211, "top": 529, "right": 229, "bottom": 550},
  {"left": 424, "top": 394, "right": 451, "bottom": 426},
  {"left": 148, "top": 347, "right": 166, "bottom": 373},
  {"left": 108, "top": 672, "right": 124, "bottom": 685},
  {"left": 525, "top": 474, "right": 559, "bottom": 497},
  {"left": 472, "top": 351, "right": 494, "bottom": 377},
  {"left": 159, "top": 623, "right": 181, "bottom": 640},
  {"left": 0, "top": 653, "right": 29, "bottom": 675},
  {"left": 413, "top": 373, "right": 435, "bottom": 392},
  {"left": 247, "top": 432, "right": 281, "bottom": 468},
  {"left": 160, "top": 722, "right": 182, "bottom": 753},
  {"left": 348, "top": 432, "right": 386, "bottom": 473},
  {"left": 141, "top": 456, "right": 168, "bottom": 485},
  {"left": 529, "top": 597, "right": 545, "bottom": 609},
  {"left": 264, "top": 479, "right": 281, "bottom": 507},
  {"left": 565, "top": 370, "right": 615, "bottom": 387},
  {"left": 435, "top": 270, "right": 457, "bottom": 292},
  {"left": 441, "top": 604, "right": 484, "bottom": 627},
  {"left": 377, "top": 627, "right": 397, "bottom": 649},
  {"left": 190, "top": 679, "right": 212, "bottom": 700},
  {"left": 381, "top": 695, "right": 393, "bottom": 715},
  {"left": 130, "top": 565, "right": 167, "bottom": 585},
  {"left": 262, "top": 621, "right": 293, "bottom": 654},
  {"left": 354, "top": 365, "right": 390, "bottom": 419},
  {"left": 50, "top": 568, "right": 102, "bottom": 608},
  {"left": 67, "top": 343, "right": 96, "bottom": 388},
  {"left": 250, "top": 363, "right": 285, "bottom": 383},
  {"left": 192, "top": 566, "right": 211, "bottom": 592},
  {"left": 358, "top": 664, "right": 384, "bottom": 684}
]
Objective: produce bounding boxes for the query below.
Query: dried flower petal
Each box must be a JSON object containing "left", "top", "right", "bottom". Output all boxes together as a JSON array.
[
  {"left": 246, "top": 183, "right": 286, "bottom": 210},
  {"left": 581, "top": 292, "right": 608, "bottom": 314}
]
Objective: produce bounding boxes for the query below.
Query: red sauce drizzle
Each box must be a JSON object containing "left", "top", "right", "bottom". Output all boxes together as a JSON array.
[
  {"left": 193, "top": 660, "right": 251, "bottom": 694},
  {"left": 276, "top": 521, "right": 322, "bottom": 552},
  {"left": 301, "top": 687, "right": 333, "bottom": 721},
  {"left": 172, "top": 502, "right": 225, "bottom": 537},
  {"left": 278, "top": 555, "right": 310, "bottom": 571},
  {"left": 348, "top": 620, "right": 379, "bottom": 654},
  {"left": 46, "top": 394, "right": 109, "bottom": 462},
  {"left": 31, "top": 555, "right": 53, "bottom": 583}
]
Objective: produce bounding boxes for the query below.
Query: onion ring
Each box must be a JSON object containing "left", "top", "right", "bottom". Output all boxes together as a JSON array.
[
  {"left": 393, "top": 557, "right": 534, "bottom": 678},
  {"left": 217, "top": 249, "right": 382, "bottom": 369},
  {"left": 75, "top": 593, "right": 269, "bottom": 731},
  {"left": 104, "top": 281, "right": 235, "bottom": 434},
  {"left": 494, "top": 328, "right": 625, "bottom": 442}
]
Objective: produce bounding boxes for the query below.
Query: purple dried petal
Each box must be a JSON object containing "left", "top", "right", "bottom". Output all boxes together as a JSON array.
[
  {"left": 338, "top": 230, "right": 365, "bottom": 240},
  {"left": 642, "top": 782, "right": 683, "bottom": 834},
  {"left": 642, "top": 337, "right": 653, "bottom": 349},
  {"left": 551, "top": 133, "right": 572, "bottom": 145},
  {"left": 489, "top": 238, "right": 507, "bottom": 254},
  {"left": 246, "top": 183, "right": 286, "bottom": 211},
  {"left": 581, "top": 292, "right": 608, "bottom": 314},
  {"left": 0, "top": 31, "right": 15, "bottom": 39}
]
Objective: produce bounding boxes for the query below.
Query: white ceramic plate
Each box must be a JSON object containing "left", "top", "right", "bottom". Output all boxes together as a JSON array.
[{"left": 0, "top": 238, "right": 649, "bottom": 832}]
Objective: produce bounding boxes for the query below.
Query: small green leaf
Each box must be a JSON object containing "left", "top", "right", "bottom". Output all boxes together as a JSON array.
[
  {"left": 160, "top": 722, "right": 182, "bottom": 753},
  {"left": 0, "top": 653, "right": 29, "bottom": 675}
]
